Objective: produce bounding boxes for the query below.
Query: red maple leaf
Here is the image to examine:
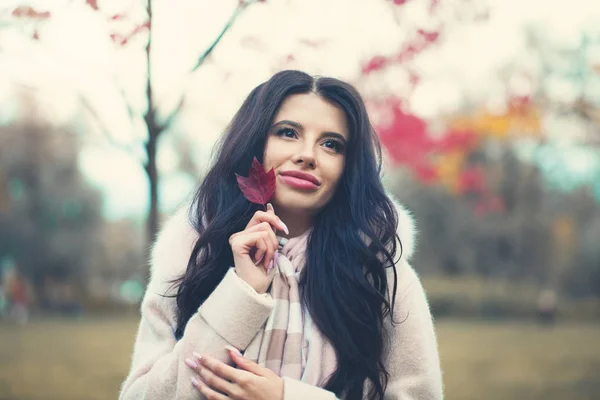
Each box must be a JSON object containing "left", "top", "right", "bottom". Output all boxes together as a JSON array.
[{"left": 235, "top": 157, "right": 276, "bottom": 206}]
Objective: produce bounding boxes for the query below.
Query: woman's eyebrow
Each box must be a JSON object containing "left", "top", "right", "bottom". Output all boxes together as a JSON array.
[
  {"left": 271, "top": 120, "right": 347, "bottom": 142},
  {"left": 271, "top": 120, "right": 302, "bottom": 130}
]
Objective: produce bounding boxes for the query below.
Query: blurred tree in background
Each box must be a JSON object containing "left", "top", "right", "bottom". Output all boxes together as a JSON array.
[
  {"left": 6, "top": 0, "right": 263, "bottom": 257},
  {"left": 366, "top": 21, "right": 600, "bottom": 303},
  {"left": 0, "top": 119, "right": 104, "bottom": 309}
]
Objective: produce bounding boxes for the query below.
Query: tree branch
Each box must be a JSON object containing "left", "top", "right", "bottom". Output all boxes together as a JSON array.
[
  {"left": 144, "top": 0, "right": 158, "bottom": 141},
  {"left": 78, "top": 94, "right": 142, "bottom": 160},
  {"left": 158, "top": 1, "right": 259, "bottom": 131},
  {"left": 159, "top": 96, "right": 184, "bottom": 132},
  {"left": 191, "top": 1, "right": 255, "bottom": 73}
]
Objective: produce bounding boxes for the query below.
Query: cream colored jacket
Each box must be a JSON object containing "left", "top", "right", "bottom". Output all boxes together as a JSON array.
[{"left": 119, "top": 194, "right": 443, "bottom": 399}]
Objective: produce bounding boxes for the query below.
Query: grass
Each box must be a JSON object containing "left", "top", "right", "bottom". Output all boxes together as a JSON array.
[{"left": 0, "top": 316, "right": 599, "bottom": 400}]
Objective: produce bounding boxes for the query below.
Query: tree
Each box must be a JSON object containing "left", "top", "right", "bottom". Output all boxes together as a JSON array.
[
  {"left": 525, "top": 26, "right": 600, "bottom": 146},
  {"left": 0, "top": 121, "right": 104, "bottom": 300},
  {"left": 5, "top": 0, "right": 263, "bottom": 254}
]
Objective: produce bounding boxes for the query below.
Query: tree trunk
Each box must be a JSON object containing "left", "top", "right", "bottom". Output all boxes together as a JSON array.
[
  {"left": 145, "top": 118, "right": 160, "bottom": 256},
  {"left": 145, "top": 131, "right": 159, "bottom": 249},
  {"left": 144, "top": 109, "right": 162, "bottom": 283},
  {"left": 143, "top": 0, "right": 158, "bottom": 284}
]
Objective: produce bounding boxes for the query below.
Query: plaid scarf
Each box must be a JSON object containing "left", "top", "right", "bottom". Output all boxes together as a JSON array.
[{"left": 243, "top": 228, "right": 338, "bottom": 386}]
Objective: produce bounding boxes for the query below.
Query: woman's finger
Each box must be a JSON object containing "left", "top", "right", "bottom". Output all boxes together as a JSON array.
[
  {"left": 240, "top": 220, "right": 282, "bottom": 255},
  {"left": 260, "top": 222, "right": 279, "bottom": 265},
  {"left": 260, "top": 231, "right": 276, "bottom": 271},
  {"left": 245, "top": 221, "right": 277, "bottom": 236},
  {"left": 230, "top": 231, "right": 269, "bottom": 255},
  {"left": 196, "top": 364, "right": 236, "bottom": 396},
  {"left": 254, "top": 222, "right": 279, "bottom": 267},
  {"left": 253, "top": 237, "right": 267, "bottom": 265},
  {"left": 243, "top": 229, "right": 275, "bottom": 271},
  {"left": 246, "top": 208, "right": 288, "bottom": 234},
  {"left": 228, "top": 347, "right": 266, "bottom": 376},
  {"left": 190, "top": 376, "right": 228, "bottom": 400},
  {"left": 197, "top": 354, "right": 247, "bottom": 383}
]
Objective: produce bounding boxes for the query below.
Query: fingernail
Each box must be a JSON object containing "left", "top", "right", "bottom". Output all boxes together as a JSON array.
[
  {"left": 267, "top": 203, "right": 273, "bottom": 211},
  {"left": 267, "top": 258, "right": 276, "bottom": 273},
  {"left": 225, "top": 345, "right": 242, "bottom": 356},
  {"left": 191, "top": 376, "right": 200, "bottom": 386},
  {"left": 185, "top": 357, "right": 198, "bottom": 369},
  {"left": 279, "top": 220, "right": 289, "bottom": 235},
  {"left": 192, "top": 352, "right": 203, "bottom": 362},
  {"left": 254, "top": 254, "right": 264, "bottom": 265},
  {"left": 274, "top": 252, "right": 279, "bottom": 266}
]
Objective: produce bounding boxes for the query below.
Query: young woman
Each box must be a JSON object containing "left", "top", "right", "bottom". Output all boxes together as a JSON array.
[{"left": 119, "top": 70, "right": 443, "bottom": 400}]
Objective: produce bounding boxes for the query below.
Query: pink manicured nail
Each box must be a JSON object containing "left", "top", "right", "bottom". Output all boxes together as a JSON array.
[
  {"left": 192, "top": 352, "right": 203, "bottom": 362},
  {"left": 274, "top": 252, "right": 279, "bottom": 267},
  {"left": 191, "top": 376, "right": 200, "bottom": 386},
  {"left": 278, "top": 220, "right": 289, "bottom": 234},
  {"left": 185, "top": 358, "right": 198, "bottom": 369},
  {"left": 225, "top": 345, "right": 242, "bottom": 356},
  {"left": 255, "top": 253, "right": 264, "bottom": 265},
  {"left": 267, "top": 258, "right": 276, "bottom": 273}
]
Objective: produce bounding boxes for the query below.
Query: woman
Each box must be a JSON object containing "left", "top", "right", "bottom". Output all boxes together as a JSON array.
[{"left": 119, "top": 70, "right": 443, "bottom": 400}]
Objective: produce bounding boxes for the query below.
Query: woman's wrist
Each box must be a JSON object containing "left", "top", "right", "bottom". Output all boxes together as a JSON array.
[{"left": 233, "top": 269, "right": 270, "bottom": 296}]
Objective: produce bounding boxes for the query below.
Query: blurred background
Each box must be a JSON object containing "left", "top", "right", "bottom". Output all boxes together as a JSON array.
[{"left": 0, "top": 0, "right": 599, "bottom": 399}]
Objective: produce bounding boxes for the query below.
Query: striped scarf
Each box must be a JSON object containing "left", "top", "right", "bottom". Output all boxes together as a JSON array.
[{"left": 243, "top": 228, "right": 338, "bottom": 386}]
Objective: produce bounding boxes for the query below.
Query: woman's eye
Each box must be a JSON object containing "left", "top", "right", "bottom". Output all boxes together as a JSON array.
[
  {"left": 276, "top": 128, "right": 296, "bottom": 138},
  {"left": 324, "top": 140, "right": 344, "bottom": 153}
]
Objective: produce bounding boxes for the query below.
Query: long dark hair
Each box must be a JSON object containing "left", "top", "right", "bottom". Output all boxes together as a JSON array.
[{"left": 172, "top": 70, "right": 401, "bottom": 400}]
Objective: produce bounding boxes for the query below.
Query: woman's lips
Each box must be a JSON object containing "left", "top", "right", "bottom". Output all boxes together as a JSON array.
[{"left": 279, "top": 175, "right": 320, "bottom": 190}]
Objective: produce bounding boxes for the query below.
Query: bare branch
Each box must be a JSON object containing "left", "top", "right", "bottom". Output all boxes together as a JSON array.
[
  {"left": 190, "top": 1, "right": 253, "bottom": 73},
  {"left": 159, "top": 96, "right": 184, "bottom": 131},
  {"left": 78, "top": 94, "right": 143, "bottom": 160},
  {"left": 143, "top": 0, "right": 158, "bottom": 142},
  {"left": 158, "top": 1, "right": 260, "bottom": 130}
]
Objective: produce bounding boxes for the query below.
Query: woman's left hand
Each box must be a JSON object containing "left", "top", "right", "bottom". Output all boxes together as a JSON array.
[{"left": 186, "top": 347, "right": 284, "bottom": 400}]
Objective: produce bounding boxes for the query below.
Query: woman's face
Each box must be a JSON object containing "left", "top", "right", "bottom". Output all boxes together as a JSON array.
[{"left": 263, "top": 93, "right": 349, "bottom": 216}]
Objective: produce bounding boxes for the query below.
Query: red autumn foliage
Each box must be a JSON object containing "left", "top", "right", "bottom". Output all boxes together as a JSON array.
[
  {"left": 361, "top": 29, "right": 441, "bottom": 75},
  {"left": 374, "top": 99, "right": 504, "bottom": 214},
  {"left": 377, "top": 101, "right": 434, "bottom": 166},
  {"left": 437, "top": 128, "right": 478, "bottom": 152},
  {"left": 362, "top": 56, "right": 390, "bottom": 74},
  {"left": 417, "top": 29, "right": 440, "bottom": 43},
  {"left": 235, "top": 157, "right": 276, "bottom": 206},
  {"left": 12, "top": 6, "right": 50, "bottom": 19},
  {"left": 85, "top": 0, "right": 99, "bottom": 11},
  {"left": 109, "top": 22, "right": 151, "bottom": 46}
]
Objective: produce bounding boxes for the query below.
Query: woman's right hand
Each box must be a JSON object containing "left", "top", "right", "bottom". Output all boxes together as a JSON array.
[{"left": 228, "top": 203, "right": 288, "bottom": 294}]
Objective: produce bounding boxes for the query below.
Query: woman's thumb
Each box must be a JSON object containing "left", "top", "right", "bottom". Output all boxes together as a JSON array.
[{"left": 267, "top": 203, "right": 274, "bottom": 214}]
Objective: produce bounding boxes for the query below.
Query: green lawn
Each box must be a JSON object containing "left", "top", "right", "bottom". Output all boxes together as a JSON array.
[{"left": 0, "top": 316, "right": 598, "bottom": 399}]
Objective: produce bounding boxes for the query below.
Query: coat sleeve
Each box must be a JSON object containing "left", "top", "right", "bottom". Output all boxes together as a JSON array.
[{"left": 118, "top": 208, "right": 275, "bottom": 400}]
